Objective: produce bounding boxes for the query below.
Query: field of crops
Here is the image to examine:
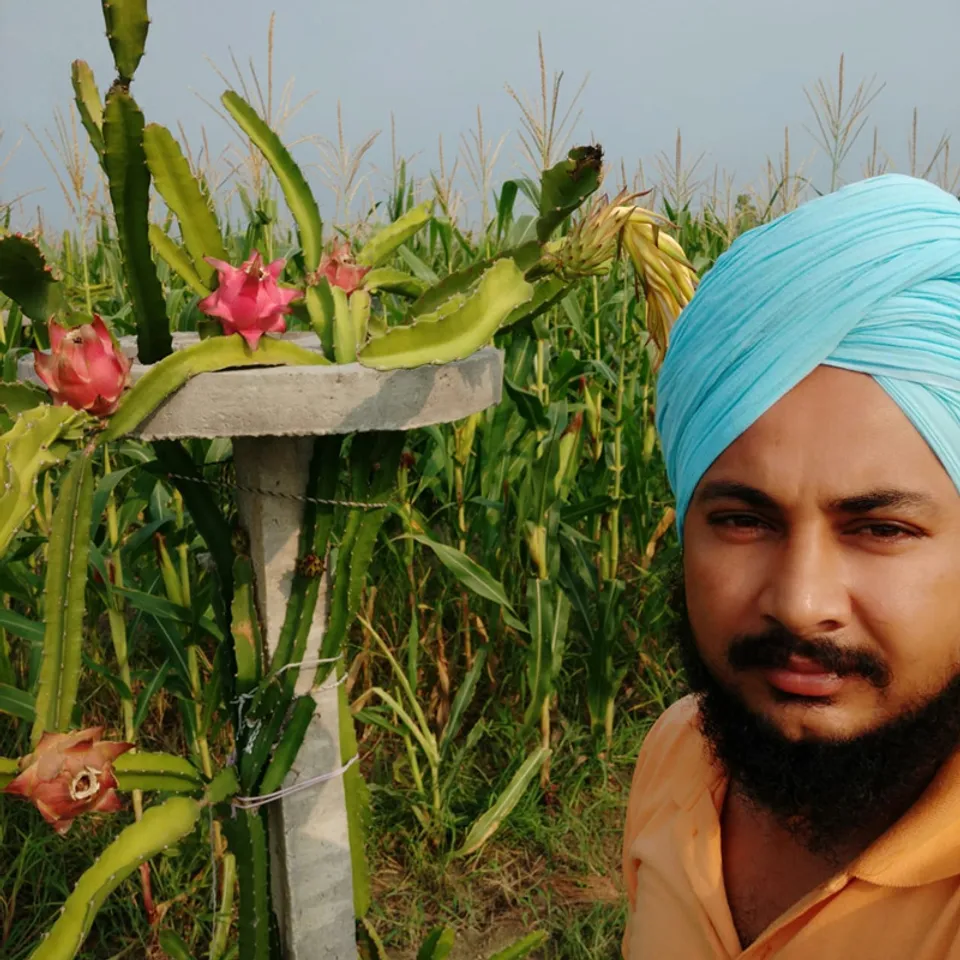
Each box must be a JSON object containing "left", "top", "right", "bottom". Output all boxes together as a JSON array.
[{"left": 2, "top": 8, "right": 957, "bottom": 958}]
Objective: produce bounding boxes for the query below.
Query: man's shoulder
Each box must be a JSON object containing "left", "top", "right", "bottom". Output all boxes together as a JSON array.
[
  {"left": 621, "top": 693, "right": 714, "bottom": 938},
  {"left": 627, "top": 694, "right": 710, "bottom": 803},
  {"left": 640, "top": 694, "right": 703, "bottom": 760}
]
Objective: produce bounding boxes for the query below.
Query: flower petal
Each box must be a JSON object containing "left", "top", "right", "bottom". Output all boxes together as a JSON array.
[
  {"left": 48, "top": 321, "right": 67, "bottom": 351},
  {"left": 34, "top": 351, "right": 60, "bottom": 394}
]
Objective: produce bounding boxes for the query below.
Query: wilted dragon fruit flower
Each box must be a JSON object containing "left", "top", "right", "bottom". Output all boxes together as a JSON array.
[
  {"left": 314, "top": 240, "right": 371, "bottom": 295},
  {"left": 199, "top": 250, "right": 301, "bottom": 349},
  {"left": 33, "top": 316, "right": 133, "bottom": 417},
  {"left": 545, "top": 188, "right": 639, "bottom": 281},
  {"left": 618, "top": 212, "right": 699, "bottom": 370},
  {"left": 3, "top": 726, "right": 133, "bottom": 835}
]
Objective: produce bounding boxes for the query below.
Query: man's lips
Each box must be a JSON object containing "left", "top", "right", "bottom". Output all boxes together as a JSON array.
[{"left": 759, "top": 654, "right": 847, "bottom": 697}]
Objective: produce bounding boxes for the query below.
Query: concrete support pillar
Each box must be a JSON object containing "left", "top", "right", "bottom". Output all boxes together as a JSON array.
[{"left": 233, "top": 436, "right": 357, "bottom": 960}]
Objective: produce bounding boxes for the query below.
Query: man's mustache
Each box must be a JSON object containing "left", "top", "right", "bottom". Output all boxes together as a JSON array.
[{"left": 728, "top": 627, "right": 892, "bottom": 688}]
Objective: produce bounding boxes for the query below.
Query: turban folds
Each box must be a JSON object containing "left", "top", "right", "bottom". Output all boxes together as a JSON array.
[{"left": 654, "top": 174, "right": 960, "bottom": 540}]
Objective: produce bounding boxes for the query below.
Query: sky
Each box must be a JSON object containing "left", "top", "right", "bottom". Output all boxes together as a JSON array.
[{"left": 1, "top": 0, "right": 959, "bottom": 229}]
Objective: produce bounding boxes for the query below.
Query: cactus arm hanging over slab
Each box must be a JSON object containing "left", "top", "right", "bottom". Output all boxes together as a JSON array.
[
  {"left": 28, "top": 796, "right": 201, "bottom": 960},
  {"left": 101, "top": 334, "right": 329, "bottom": 442},
  {"left": 112, "top": 752, "right": 205, "bottom": 794},
  {"left": 357, "top": 258, "right": 534, "bottom": 370}
]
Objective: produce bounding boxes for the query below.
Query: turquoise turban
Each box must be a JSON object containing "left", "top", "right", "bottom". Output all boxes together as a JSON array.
[{"left": 654, "top": 173, "right": 960, "bottom": 541}]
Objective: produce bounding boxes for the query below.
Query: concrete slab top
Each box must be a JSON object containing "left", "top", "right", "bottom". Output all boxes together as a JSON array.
[{"left": 19, "top": 332, "right": 504, "bottom": 440}]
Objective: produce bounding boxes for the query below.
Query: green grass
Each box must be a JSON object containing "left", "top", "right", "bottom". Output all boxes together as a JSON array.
[
  {"left": 0, "top": 799, "right": 216, "bottom": 959},
  {"left": 363, "top": 707, "right": 674, "bottom": 958}
]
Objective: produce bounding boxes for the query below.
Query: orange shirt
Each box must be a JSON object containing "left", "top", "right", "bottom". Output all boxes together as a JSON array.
[{"left": 621, "top": 695, "right": 960, "bottom": 959}]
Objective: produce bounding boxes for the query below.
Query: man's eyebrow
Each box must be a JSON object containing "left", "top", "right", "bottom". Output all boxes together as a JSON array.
[
  {"left": 695, "top": 481, "right": 936, "bottom": 514},
  {"left": 695, "top": 481, "right": 776, "bottom": 509},
  {"left": 825, "top": 488, "right": 936, "bottom": 514}
]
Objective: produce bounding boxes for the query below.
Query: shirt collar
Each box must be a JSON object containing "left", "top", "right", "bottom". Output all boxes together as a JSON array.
[{"left": 851, "top": 745, "right": 960, "bottom": 887}]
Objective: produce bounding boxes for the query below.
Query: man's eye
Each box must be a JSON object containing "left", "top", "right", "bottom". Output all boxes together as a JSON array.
[
  {"left": 709, "top": 513, "right": 766, "bottom": 529},
  {"left": 855, "top": 523, "right": 918, "bottom": 540}
]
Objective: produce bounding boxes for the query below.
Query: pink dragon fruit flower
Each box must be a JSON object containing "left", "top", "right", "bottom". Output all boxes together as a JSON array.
[
  {"left": 3, "top": 726, "right": 133, "bottom": 835},
  {"left": 34, "top": 315, "right": 133, "bottom": 417},
  {"left": 316, "top": 240, "right": 371, "bottom": 295},
  {"left": 199, "top": 250, "right": 301, "bottom": 349}
]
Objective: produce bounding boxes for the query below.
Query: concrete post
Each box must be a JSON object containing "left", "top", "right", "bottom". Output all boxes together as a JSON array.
[{"left": 233, "top": 437, "right": 356, "bottom": 960}]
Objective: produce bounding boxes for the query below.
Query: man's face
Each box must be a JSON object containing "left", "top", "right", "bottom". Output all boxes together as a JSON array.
[{"left": 682, "top": 364, "right": 960, "bottom": 744}]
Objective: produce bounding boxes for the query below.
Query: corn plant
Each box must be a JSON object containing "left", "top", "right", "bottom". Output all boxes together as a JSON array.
[{"left": 0, "top": 0, "right": 692, "bottom": 956}]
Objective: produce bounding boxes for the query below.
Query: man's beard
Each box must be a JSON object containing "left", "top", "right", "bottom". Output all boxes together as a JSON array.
[{"left": 667, "top": 567, "right": 960, "bottom": 859}]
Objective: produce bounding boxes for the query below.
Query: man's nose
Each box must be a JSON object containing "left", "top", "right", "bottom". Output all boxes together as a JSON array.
[{"left": 756, "top": 525, "right": 850, "bottom": 636}]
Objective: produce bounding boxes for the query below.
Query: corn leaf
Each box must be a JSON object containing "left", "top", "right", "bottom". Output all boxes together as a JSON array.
[
  {"left": 407, "top": 534, "right": 516, "bottom": 613},
  {"left": 0, "top": 683, "right": 35, "bottom": 721},
  {"left": 157, "top": 930, "right": 194, "bottom": 960},
  {"left": 523, "top": 578, "right": 571, "bottom": 728},
  {"left": 132, "top": 661, "right": 171, "bottom": 733},
  {"left": 456, "top": 746, "right": 550, "bottom": 857},
  {"left": 439, "top": 646, "right": 487, "bottom": 759},
  {"left": 416, "top": 927, "right": 455, "bottom": 960},
  {"left": 0, "top": 607, "right": 44, "bottom": 644},
  {"left": 488, "top": 932, "right": 551, "bottom": 959}
]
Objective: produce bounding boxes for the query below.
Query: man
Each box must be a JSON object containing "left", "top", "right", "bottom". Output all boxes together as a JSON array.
[{"left": 621, "top": 173, "right": 960, "bottom": 959}]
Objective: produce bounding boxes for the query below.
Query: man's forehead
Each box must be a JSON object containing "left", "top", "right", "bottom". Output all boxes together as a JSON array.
[{"left": 696, "top": 366, "right": 959, "bottom": 508}]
